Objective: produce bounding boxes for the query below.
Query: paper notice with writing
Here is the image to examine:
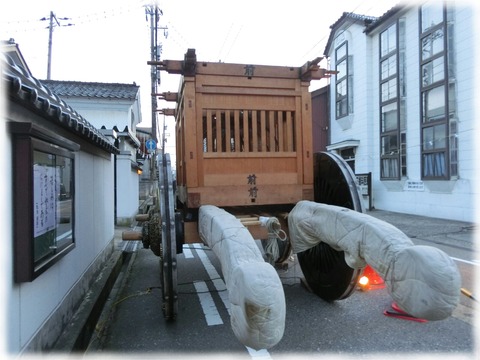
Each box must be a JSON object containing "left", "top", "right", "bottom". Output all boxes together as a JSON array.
[{"left": 33, "top": 164, "right": 57, "bottom": 238}]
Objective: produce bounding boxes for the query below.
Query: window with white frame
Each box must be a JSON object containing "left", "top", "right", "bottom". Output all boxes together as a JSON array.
[{"left": 420, "top": 1, "right": 457, "bottom": 179}]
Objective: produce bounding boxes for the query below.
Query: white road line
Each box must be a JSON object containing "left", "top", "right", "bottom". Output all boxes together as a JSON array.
[
  {"left": 246, "top": 347, "right": 273, "bottom": 359},
  {"left": 212, "top": 278, "right": 230, "bottom": 314},
  {"left": 194, "top": 281, "right": 223, "bottom": 326},
  {"left": 182, "top": 245, "right": 194, "bottom": 259},
  {"left": 195, "top": 247, "right": 221, "bottom": 278},
  {"left": 451, "top": 257, "right": 480, "bottom": 266},
  {"left": 194, "top": 246, "right": 271, "bottom": 358},
  {"left": 195, "top": 247, "right": 230, "bottom": 312}
]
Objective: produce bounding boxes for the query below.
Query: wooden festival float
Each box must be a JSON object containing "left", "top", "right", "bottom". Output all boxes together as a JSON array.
[{"left": 122, "top": 49, "right": 461, "bottom": 350}]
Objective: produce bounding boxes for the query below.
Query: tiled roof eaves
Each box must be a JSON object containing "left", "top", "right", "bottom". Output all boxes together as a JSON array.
[
  {"left": 323, "top": 12, "right": 379, "bottom": 57},
  {"left": 329, "top": 12, "right": 378, "bottom": 31},
  {"left": 40, "top": 80, "right": 139, "bottom": 100},
  {"left": 364, "top": 4, "right": 407, "bottom": 34},
  {"left": 118, "top": 129, "right": 141, "bottom": 148},
  {"left": 2, "top": 54, "right": 119, "bottom": 155}
]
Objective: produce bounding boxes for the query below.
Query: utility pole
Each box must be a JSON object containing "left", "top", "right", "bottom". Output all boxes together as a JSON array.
[
  {"left": 145, "top": 5, "right": 167, "bottom": 143},
  {"left": 41, "top": 11, "right": 73, "bottom": 80}
]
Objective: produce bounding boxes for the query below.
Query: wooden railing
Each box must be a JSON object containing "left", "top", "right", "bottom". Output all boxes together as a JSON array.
[{"left": 202, "top": 109, "right": 296, "bottom": 154}]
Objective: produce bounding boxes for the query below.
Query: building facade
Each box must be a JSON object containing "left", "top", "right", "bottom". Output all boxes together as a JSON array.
[
  {"left": 40, "top": 80, "right": 144, "bottom": 226},
  {"left": 323, "top": 1, "right": 477, "bottom": 222},
  {"left": 2, "top": 50, "right": 120, "bottom": 352}
]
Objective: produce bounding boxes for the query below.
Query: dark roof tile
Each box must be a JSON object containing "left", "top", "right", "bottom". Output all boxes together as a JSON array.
[
  {"left": 2, "top": 53, "right": 119, "bottom": 154},
  {"left": 40, "top": 80, "right": 140, "bottom": 100}
]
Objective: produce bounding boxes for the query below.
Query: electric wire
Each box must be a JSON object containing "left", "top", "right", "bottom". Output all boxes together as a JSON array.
[
  {"left": 221, "top": 25, "right": 243, "bottom": 63},
  {"left": 216, "top": 22, "right": 234, "bottom": 62},
  {"left": 299, "top": 0, "right": 395, "bottom": 62}
]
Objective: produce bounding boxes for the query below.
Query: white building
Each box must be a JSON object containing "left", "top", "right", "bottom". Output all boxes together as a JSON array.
[
  {"left": 323, "top": 1, "right": 477, "bottom": 222},
  {"left": 2, "top": 45, "right": 120, "bottom": 352},
  {"left": 40, "top": 80, "right": 144, "bottom": 226}
]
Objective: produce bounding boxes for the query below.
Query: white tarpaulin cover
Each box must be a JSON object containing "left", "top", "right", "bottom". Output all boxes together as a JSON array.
[
  {"left": 198, "top": 205, "right": 285, "bottom": 350},
  {"left": 288, "top": 201, "right": 461, "bottom": 320}
]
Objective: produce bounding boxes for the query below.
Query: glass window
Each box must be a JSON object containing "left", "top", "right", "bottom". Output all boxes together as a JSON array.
[
  {"left": 420, "top": 2, "right": 454, "bottom": 180},
  {"left": 33, "top": 151, "right": 74, "bottom": 266},
  {"left": 449, "top": 120, "right": 458, "bottom": 176},
  {"left": 380, "top": 22, "right": 403, "bottom": 180},
  {"left": 381, "top": 78, "right": 397, "bottom": 102},
  {"left": 336, "top": 43, "right": 347, "bottom": 60},
  {"left": 422, "top": 57, "right": 444, "bottom": 86},
  {"left": 381, "top": 134, "right": 398, "bottom": 155},
  {"left": 448, "top": 82, "right": 456, "bottom": 117},
  {"left": 421, "top": 29, "right": 444, "bottom": 61},
  {"left": 422, "top": 85, "right": 445, "bottom": 122},
  {"left": 423, "top": 124, "right": 446, "bottom": 150},
  {"left": 381, "top": 103, "right": 398, "bottom": 132},
  {"left": 381, "top": 56, "right": 397, "bottom": 80},
  {"left": 336, "top": 79, "right": 347, "bottom": 97},
  {"left": 336, "top": 98, "right": 348, "bottom": 118},
  {"left": 381, "top": 158, "right": 399, "bottom": 178},
  {"left": 421, "top": 1, "right": 444, "bottom": 33},
  {"left": 381, "top": 24, "right": 397, "bottom": 57},
  {"left": 9, "top": 122, "right": 77, "bottom": 282},
  {"left": 423, "top": 152, "right": 446, "bottom": 177},
  {"left": 335, "top": 41, "right": 349, "bottom": 119},
  {"left": 336, "top": 59, "right": 347, "bottom": 79},
  {"left": 400, "top": 132, "right": 407, "bottom": 177}
]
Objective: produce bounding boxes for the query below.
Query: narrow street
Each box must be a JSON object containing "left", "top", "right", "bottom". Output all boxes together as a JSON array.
[{"left": 85, "top": 210, "right": 477, "bottom": 358}]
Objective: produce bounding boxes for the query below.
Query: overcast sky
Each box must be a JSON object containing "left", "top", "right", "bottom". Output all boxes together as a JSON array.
[{"left": 2, "top": 0, "right": 419, "bottom": 128}]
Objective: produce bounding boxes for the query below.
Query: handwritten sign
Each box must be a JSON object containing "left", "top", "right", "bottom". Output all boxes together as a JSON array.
[{"left": 33, "top": 164, "right": 58, "bottom": 238}]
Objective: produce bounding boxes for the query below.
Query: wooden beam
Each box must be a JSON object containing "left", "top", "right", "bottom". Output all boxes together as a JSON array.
[
  {"left": 148, "top": 59, "right": 183, "bottom": 74},
  {"left": 157, "top": 108, "right": 176, "bottom": 116},
  {"left": 155, "top": 92, "right": 178, "bottom": 102}
]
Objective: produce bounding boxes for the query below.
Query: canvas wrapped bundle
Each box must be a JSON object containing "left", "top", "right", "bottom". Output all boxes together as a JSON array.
[
  {"left": 198, "top": 205, "right": 285, "bottom": 350},
  {"left": 288, "top": 201, "right": 461, "bottom": 320}
]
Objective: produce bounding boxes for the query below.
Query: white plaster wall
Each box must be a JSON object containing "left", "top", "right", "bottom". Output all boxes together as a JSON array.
[
  {"left": 62, "top": 98, "right": 141, "bottom": 131},
  {"left": 116, "top": 153, "right": 140, "bottom": 224},
  {"left": 63, "top": 97, "right": 141, "bottom": 224},
  {"left": 328, "top": 23, "right": 373, "bottom": 165},
  {"left": 5, "top": 140, "right": 115, "bottom": 352},
  {"left": 371, "top": 7, "right": 476, "bottom": 222},
  {"left": 327, "top": 7, "right": 476, "bottom": 222}
]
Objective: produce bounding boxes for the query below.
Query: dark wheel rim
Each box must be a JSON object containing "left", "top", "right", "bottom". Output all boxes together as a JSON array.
[
  {"left": 159, "top": 153, "right": 178, "bottom": 320},
  {"left": 297, "top": 151, "right": 364, "bottom": 301}
]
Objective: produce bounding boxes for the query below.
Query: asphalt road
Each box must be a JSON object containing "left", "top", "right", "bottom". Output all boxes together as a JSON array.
[{"left": 85, "top": 209, "right": 477, "bottom": 359}]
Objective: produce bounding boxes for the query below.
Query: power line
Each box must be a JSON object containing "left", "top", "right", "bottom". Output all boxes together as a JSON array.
[
  {"left": 40, "top": 11, "right": 74, "bottom": 80},
  {"left": 299, "top": 1, "right": 396, "bottom": 63}
]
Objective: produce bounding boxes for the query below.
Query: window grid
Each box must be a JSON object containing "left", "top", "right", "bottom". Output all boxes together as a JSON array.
[
  {"left": 380, "top": 22, "right": 405, "bottom": 180},
  {"left": 420, "top": 1, "right": 456, "bottom": 180},
  {"left": 335, "top": 42, "right": 349, "bottom": 119}
]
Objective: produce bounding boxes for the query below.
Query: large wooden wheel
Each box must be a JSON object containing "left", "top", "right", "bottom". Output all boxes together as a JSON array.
[
  {"left": 297, "top": 152, "right": 364, "bottom": 301},
  {"left": 158, "top": 153, "right": 178, "bottom": 320}
]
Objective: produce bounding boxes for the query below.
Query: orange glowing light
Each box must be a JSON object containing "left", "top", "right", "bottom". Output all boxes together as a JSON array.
[{"left": 359, "top": 276, "right": 369, "bottom": 286}]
